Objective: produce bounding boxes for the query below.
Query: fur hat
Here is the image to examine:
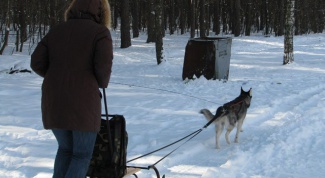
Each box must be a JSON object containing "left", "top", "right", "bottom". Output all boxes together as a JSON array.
[{"left": 64, "top": 0, "right": 111, "bottom": 29}]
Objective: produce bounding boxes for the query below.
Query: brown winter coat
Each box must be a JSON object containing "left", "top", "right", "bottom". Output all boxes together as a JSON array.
[{"left": 31, "top": 0, "right": 113, "bottom": 132}]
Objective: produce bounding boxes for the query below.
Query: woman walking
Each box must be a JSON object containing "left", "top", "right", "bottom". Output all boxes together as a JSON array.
[{"left": 31, "top": 0, "right": 113, "bottom": 177}]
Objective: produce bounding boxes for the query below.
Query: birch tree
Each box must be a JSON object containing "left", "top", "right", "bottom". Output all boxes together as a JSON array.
[{"left": 283, "top": 0, "right": 294, "bottom": 65}]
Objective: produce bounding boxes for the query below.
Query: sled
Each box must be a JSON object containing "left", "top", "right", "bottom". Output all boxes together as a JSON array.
[{"left": 87, "top": 88, "right": 162, "bottom": 178}]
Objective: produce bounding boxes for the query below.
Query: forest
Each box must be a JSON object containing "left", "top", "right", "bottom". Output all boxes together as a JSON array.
[{"left": 0, "top": 0, "right": 324, "bottom": 55}]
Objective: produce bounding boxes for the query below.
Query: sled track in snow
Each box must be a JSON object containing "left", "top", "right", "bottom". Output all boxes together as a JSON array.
[
  {"left": 250, "top": 83, "right": 325, "bottom": 128},
  {"left": 227, "top": 84, "right": 325, "bottom": 178}
]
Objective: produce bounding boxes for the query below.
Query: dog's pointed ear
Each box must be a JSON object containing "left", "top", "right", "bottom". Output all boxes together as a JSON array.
[
  {"left": 249, "top": 88, "right": 252, "bottom": 97},
  {"left": 241, "top": 87, "right": 244, "bottom": 93}
]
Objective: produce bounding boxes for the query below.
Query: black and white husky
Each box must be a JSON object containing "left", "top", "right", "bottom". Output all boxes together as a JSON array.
[{"left": 200, "top": 87, "right": 252, "bottom": 149}]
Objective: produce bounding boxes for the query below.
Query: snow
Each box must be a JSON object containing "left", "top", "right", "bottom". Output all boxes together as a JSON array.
[{"left": 1, "top": 32, "right": 325, "bottom": 178}]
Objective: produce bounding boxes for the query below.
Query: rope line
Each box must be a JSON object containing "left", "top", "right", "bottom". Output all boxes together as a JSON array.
[
  {"left": 110, "top": 81, "right": 220, "bottom": 105},
  {"left": 152, "top": 129, "right": 203, "bottom": 166},
  {"left": 127, "top": 128, "right": 202, "bottom": 164}
]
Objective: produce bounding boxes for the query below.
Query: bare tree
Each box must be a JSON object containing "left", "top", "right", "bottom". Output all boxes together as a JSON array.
[
  {"left": 283, "top": 0, "right": 294, "bottom": 65},
  {"left": 155, "top": 0, "right": 164, "bottom": 64},
  {"left": 233, "top": 0, "right": 241, "bottom": 36},
  {"left": 179, "top": 0, "right": 186, "bottom": 35},
  {"left": 274, "top": 0, "right": 285, "bottom": 36},
  {"left": 146, "top": 0, "right": 156, "bottom": 43},
  {"left": 244, "top": 0, "right": 252, "bottom": 36},
  {"left": 49, "top": 0, "right": 56, "bottom": 29},
  {"left": 18, "top": 0, "right": 27, "bottom": 52},
  {"left": 0, "top": 0, "right": 10, "bottom": 55},
  {"left": 120, "top": 0, "right": 131, "bottom": 48},
  {"left": 131, "top": 0, "right": 140, "bottom": 38},
  {"left": 213, "top": 0, "right": 221, "bottom": 35},
  {"left": 199, "top": 0, "right": 206, "bottom": 37},
  {"left": 168, "top": 0, "right": 176, "bottom": 35},
  {"left": 190, "top": 0, "right": 196, "bottom": 38}
]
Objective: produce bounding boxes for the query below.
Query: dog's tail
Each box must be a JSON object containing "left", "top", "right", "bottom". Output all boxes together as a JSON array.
[
  {"left": 200, "top": 107, "right": 225, "bottom": 122},
  {"left": 200, "top": 109, "right": 214, "bottom": 121}
]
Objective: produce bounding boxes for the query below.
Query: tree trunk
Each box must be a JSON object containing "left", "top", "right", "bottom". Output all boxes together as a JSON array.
[
  {"left": 139, "top": 0, "right": 147, "bottom": 31},
  {"left": 233, "top": 0, "right": 241, "bottom": 37},
  {"left": 168, "top": 0, "right": 175, "bottom": 35},
  {"left": 213, "top": 0, "right": 220, "bottom": 35},
  {"left": 120, "top": 0, "right": 131, "bottom": 48},
  {"left": 15, "top": 29, "right": 19, "bottom": 52},
  {"left": 283, "top": 0, "right": 294, "bottom": 65},
  {"left": 0, "top": 28, "right": 9, "bottom": 55},
  {"left": 18, "top": 0, "right": 26, "bottom": 52},
  {"left": 0, "top": 0, "right": 10, "bottom": 55},
  {"left": 199, "top": 0, "right": 206, "bottom": 37},
  {"left": 222, "top": 0, "right": 230, "bottom": 34},
  {"left": 275, "top": 0, "right": 284, "bottom": 36},
  {"left": 205, "top": 2, "right": 210, "bottom": 36},
  {"left": 49, "top": 0, "right": 56, "bottom": 29},
  {"left": 244, "top": 0, "right": 252, "bottom": 36},
  {"left": 112, "top": 1, "right": 119, "bottom": 30},
  {"left": 190, "top": 0, "right": 196, "bottom": 38},
  {"left": 131, "top": 0, "right": 140, "bottom": 38},
  {"left": 264, "top": 0, "right": 269, "bottom": 35},
  {"left": 155, "top": 0, "right": 164, "bottom": 65},
  {"left": 179, "top": 0, "right": 186, "bottom": 35},
  {"left": 316, "top": 0, "right": 325, "bottom": 33},
  {"left": 147, "top": 0, "right": 156, "bottom": 43}
]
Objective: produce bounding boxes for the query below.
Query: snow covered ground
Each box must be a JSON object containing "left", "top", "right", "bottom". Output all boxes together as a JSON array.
[{"left": 0, "top": 32, "right": 325, "bottom": 178}]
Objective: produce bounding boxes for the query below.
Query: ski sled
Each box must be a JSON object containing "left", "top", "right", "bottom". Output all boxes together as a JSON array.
[
  {"left": 86, "top": 88, "right": 164, "bottom": 178},
  {"left": 85, "top": 113, "right": 163, "bottom": 178}
]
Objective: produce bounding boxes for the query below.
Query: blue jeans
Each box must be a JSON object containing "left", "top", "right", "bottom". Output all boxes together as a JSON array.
[{"left": 52, "top": 129, "right": 97, "bottom": 178}]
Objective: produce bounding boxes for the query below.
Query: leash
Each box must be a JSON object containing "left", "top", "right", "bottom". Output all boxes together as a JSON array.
[
  {"left": 110, "top": 81, "right": 221, "bottom": 105},
  {"left": 127, "top": 128, "right": 202, "bottom": 163},
  {"left": 126, "top": 111, "right": 226, "bottom": 174},
  {"left": 126, "top": 128, "right": 202, "bottom": 178}
]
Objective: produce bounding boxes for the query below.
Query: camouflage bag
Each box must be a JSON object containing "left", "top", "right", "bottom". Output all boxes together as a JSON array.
[{"left": 87, "top": 115, "right": 128, "bottom": 178}]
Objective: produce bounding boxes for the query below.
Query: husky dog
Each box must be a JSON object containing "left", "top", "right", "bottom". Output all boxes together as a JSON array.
[{"left": 200, "top": 87, "right": 252, "bottom": 149}]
